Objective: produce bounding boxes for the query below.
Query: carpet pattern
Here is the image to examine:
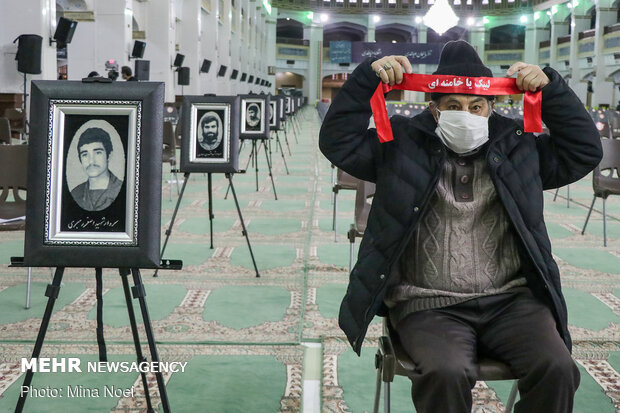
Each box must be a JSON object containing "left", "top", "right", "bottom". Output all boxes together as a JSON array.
[{"left": 0, "top": 107, "right": 619, "bottom": 412}]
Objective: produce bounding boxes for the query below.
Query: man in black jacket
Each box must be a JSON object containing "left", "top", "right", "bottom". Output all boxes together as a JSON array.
[{"left": 319, "top": 40, "right": 602, "bottom": 413}]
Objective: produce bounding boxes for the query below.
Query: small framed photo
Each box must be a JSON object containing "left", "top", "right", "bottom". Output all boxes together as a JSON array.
[
  {"left": 285, "top": 96, "right": 292, "bottom": 115},
  {"left": 268, "top": 95, "right": 280, "bottom": 132},
  {"left": 180, "top": 95, "right": 240, "bottom": 173},
  {"left": 278, "top": 96, "right": 286, "bottom": 122},
  {"left": 25, "top": 80, "right": 164, "bottom": 268},
  {"left": 239, "top": 95, "right": 270, "bottom": 139}
]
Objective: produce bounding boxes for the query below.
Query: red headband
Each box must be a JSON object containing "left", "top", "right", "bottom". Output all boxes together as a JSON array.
[{"left": 370, "top": 73, "right": 543, "bottom": 143}]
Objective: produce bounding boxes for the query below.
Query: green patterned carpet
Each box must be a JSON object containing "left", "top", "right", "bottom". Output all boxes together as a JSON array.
[{"left": 1, "top": 107, "right": 619, "bottom": 412}]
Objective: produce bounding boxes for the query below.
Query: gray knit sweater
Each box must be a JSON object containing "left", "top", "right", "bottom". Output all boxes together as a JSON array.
[{"left": 385, "top": 154, "right": 525, "bottom": 326}]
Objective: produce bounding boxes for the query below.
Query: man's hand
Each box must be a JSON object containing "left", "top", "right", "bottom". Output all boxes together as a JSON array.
[
  {"left": 506, "top": 62, "right": 550, "bottom": 92},
  {"left": 371, "top": 55, "right": 413, "bottom": 86}
]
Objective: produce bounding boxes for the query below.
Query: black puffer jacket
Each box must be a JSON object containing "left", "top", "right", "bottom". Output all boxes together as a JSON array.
[{"left": 319, "top": 59, "right": 602, "bottom": 356}]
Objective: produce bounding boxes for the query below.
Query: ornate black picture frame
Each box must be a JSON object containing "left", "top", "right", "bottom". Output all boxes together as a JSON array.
[
  {"left": 180, "top": 95, "right": 240, "bottom": 173},
  {"left": 25, "top": 80, "right": 164, "bottom": 268},
  {"left": 268, "top": 94, "right": 280, "bottom": 132},
  {"left": 239, "top": 94, "right": 270, "bottom": 140}
]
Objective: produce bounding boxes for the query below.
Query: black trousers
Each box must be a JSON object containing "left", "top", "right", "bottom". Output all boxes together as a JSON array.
[{"left": 394, "top": 289, "right": 580, "bottom": 413}]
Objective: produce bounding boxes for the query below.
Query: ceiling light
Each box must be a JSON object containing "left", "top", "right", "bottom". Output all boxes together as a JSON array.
[
  {"left": 415, "top": 16, "right": 423, "bottom": 23},
  {"left": 520, "top": 15, "right": 528, "bottom": 23},
  {"left": 423, "top": 0, "right": 459, "bottom": 35},
  {"left": 466, "top": 17, "right": 475, "bottom": 26},
  {"left": 320, "top": 13, "right": 328, "bottom": 22},
  {"left": 373, "top": 15, "right": 381, "bottom": 23}
]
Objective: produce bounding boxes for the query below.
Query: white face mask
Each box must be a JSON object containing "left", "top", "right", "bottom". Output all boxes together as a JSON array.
[{"left": 434, "top": 109, "right": 490, "bottom": 154}]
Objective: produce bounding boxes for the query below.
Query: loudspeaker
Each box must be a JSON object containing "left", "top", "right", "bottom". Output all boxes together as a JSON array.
[
  {"left": 255, "top": 77, "right": 260, "bottom": 85},
  {"left": 240, "top": 73, "right": 247, "bottom": 81},
  {"left": 286, "top": 59, "right": 295, "bottom": 65},
  {"left": 217, "top": 65, "right": 227, "bottom": 77},
  {"left": 131, "top": 40, "right": 146, "bottom": 58},
  {"left": 173, "top": 53, "right": 185, "bottom": 67},
  {"left": 14, "top": 34, "right": 42, "bottom": 74},
  {"left": 200, "top": 59, "right": 211, "bottom": 73},
  {"left": 178, "top": 67, "right": 190, "bottom": 85},
  {"left": 248, "top": 75, "right": 254, "bottom": 83},
  {"left": 54, "top": 17, "right": 78, "bottom": 45},
  {"left": 231, "top": 69, "right": 239, "bottom": 79},
  {"left": 135, "top": 60, "right": 150, "bottom": 81}
]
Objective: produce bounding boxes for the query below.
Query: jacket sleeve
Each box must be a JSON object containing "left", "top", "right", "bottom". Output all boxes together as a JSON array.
[
  {"left": 318, "top": 58, "right": 384, "bottom": 183},
  {"left": 535, "top": 67, "right": 603, "bottom": 190}
]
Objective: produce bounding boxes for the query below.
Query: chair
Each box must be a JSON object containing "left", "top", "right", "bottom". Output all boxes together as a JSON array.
[
  {"left": 332, "top": 168, "right": 360, "bottom": 242},
  {"left": 608, "top": 110, "right": 620, "bottom": 139},
  {"left": 0, "top": 117, "right": 12, "bottom": 144},
  {"left": 582, "top": 138, "right": 620, "bottom": 247},
  {"left": 347, "top": 180, "right": 375, "bottom": 273},
  {"left": 0, "top": 144, "right": 34, "bottom": 308},
  {"left": 373, "top": 318, "right": 519, "bottom": 413},
  {"left": 162, "top": 121, "right": 180, "bottom": 200},
  {"left": 3, "top": 108, "right": 26, "bottom": 139}
]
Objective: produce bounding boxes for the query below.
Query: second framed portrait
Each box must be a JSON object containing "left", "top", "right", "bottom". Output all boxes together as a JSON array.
[
  {"left": 268, "top": 94, "right": 281, "bottom": 132},
  {"left": 24, "top": 80, "right": 164, "bottom": 268},
  {"left": 180, "top": 95, "right": 240, "bottom": 173},
  {"left": 239, "top": 94, "right": 270, "bottom": 140}
]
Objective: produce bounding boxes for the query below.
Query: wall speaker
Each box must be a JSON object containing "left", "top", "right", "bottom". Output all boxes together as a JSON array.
[
  {"left": 231, "top": 69, "right": 239, "bottom": 80},
  {"left": 217, "top": 65, "right": 227, "bottom": 77},
  {"left": 200, "top": 59, "right": 211, "bottom": 73},
  {"left": 173, "top": 53, "right": 185, "bottom": 67},
  {"left": 14, "top": 34, "right": 42, "bottom": 74},
  {"left": 131, "top": 40, "right": 146, "bottom": 58},
  {"left": 240, "top": 73, "right": 247, "bottom": 81},
  {"left": 248, "top": 75, "right": 254, "bottom": 83},
  {"left": 178, "top": 67, "right": 190, "bottom": 85},
  {"left": 135, "top": 60, "right": 150, "bottom": 81},
  {"left": 54, "top": 17, "right": 78, "bottom": 45},
  {"left": 255, "top": 77, "right": 261, "bottom": 85},
  {"left": 286, "top": 60, "right": 295, "bottom": 65}
]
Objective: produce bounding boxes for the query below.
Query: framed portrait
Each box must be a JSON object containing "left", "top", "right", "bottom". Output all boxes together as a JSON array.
[
  {"left": 179, "top": 95, "right": 240, "bottom": 173},
  {"left": 268, "top": 95, "right": 280, "bottom": 132},
  {"left": 239, "top": 94, "right": 270, "bottom": 140},
  {"left": 25, "top": 80, "right": 164, "bottom": 268},
  {"left": 278, "top": 95, "right": 286, "bottom": 122},
  {"left": 285, "top": 96, "right": 292, "bottom": 115}
]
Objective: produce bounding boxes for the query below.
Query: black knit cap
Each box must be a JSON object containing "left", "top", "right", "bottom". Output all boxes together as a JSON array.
[{"left": 431, "top": 40, "right": 494, "bottom": 102}]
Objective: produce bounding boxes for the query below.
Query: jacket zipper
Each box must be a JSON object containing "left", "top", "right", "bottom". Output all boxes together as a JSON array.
[{"left": 360, "top": 152, "right": 446, "bottom": 326}]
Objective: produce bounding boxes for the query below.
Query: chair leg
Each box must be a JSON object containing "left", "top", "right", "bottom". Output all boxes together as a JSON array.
[
  {"left": 553, "top": 187, "right": 560, "bottom": 201},
  {"left": 373, "top": 361, "right": 382, "bottom": 413},
  {"left": 384, "top": 381, "right": 390, "bottom": 413},
  {"left": 333, "top": 191, "right": 339, "bottom": 242},
  {"left": 173, "top": 171, "right": 180, "bottom": 195},
  {"left": 349, "top": 237, "right": 354, "bottom": 274},
  {"left": 505, "top": 380, "right": 519, "bottom": 413},
  {"left": 603, "top": 197, "right": 607, "bottom": 248},
  {"left": 566, "top": 184, "right": 570, "bottom": 208},
  {"left": 25, "top": 267, "right": 32, "bottom": 309},
  {"left": 582, "top": 195, "right": 597, "bottom": 235}
]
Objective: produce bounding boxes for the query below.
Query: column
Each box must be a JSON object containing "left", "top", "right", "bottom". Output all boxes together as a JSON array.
[
  {"left": 549, "top": 6, "right": 571, "bottom": 70},
  {"left": 408, "top": 26, "right": 427, "bottom": 102},
  {"left": 524, "top": 12, "right": 550, "bottom": 65},
  {"left": 67, "top": 0, "right": 132, "bottom": 80},
  {"left": 592, "top": 1, "right": 617, "bottom": 106},
  {"left": 367, "top": 15, "right": 376, "bottom": 42},
  {"left": 147, "top": 0, "right": 175, "bottom": 102},
  {"left": 200, "top": 0, "right": 218, "bottom": 95},
  {"left": 0, "top": 0, "right": 57, "bottom": 95},
  {"left": 266, "top": 10, "right": 277, "bottom": 94},
  {"left": 569, "top": 12, "right": 591, "bottom": 103},
  {"left": 307, "top": 22, "right": 323, "bottom": 103},
  {"left": 177, "top": 0, "right": 201, "bottom": 95},
  {"left": 216, "top": 0, "right": 231, "bottom": 96}
]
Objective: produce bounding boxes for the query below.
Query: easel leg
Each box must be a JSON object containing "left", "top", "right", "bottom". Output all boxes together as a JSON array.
[
  {"left": 253, "top": 140, "right": 259, "bottom": 191},
  {"left": 95, "top": 268, "right": 107, "bottom": 362},
  {"left": 155, "top": 172, "right": 190, "bottom": 277},
  {"left": 276, "top": 132, "right": 290, "bottom": 175},
  {"left": 130, "top": 268, "right": 171, "bottom": 412},
  {"left": 227, "top": 173, "right": 260, "bottom": 277},
  {"left": 262, "top": 140, "right": 278, "bottom": 200},
  {"left": 16, "top": 267, "right": 65, "bottom": 413},
  {"left": 207, "top": 172, "right": 214, "bottom": 249},
  {"left": 283, "top": 128, "right": 292, "bottom": 156},
  {"left": 120, "top": 268, "right": 155, "bottom": 413}
]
